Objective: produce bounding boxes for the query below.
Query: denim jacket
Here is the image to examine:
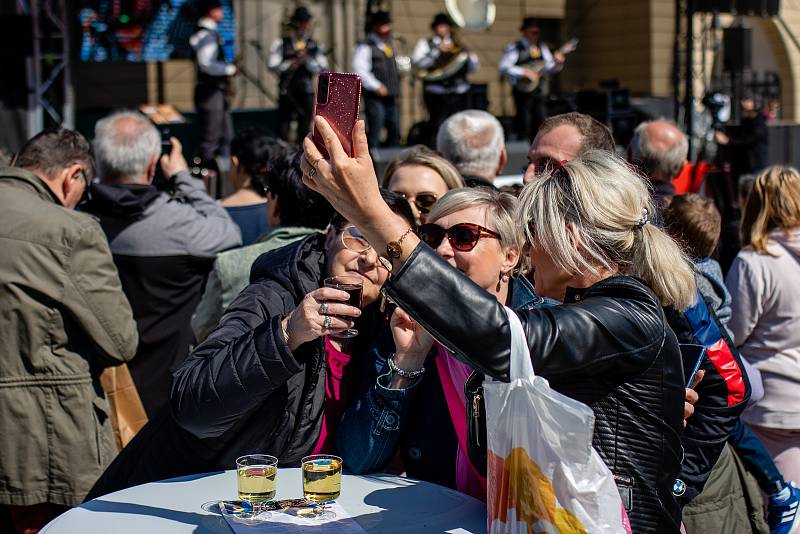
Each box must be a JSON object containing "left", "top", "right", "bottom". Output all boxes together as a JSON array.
[{"left": 336, "top": 276, "right": 557, "bottom": 478}]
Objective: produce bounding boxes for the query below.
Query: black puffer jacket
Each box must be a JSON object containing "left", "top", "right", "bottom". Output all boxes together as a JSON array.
[
  {"left": 86, "top": 234, "right": 378, "bottom": 499},
  {"left": 384, "top": 244, "right": 684, "bottom": 534}
]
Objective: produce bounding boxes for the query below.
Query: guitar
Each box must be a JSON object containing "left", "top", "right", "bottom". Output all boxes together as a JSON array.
[{"left": 513, "top": 38, "right": 579, "bottom": 93}]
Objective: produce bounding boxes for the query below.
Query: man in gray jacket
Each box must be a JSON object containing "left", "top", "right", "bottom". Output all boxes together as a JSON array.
[
  {"left": 84, "top": 110, "right": 241, "bottom": 416},
  {"left": 0, "top": 129, "right": 138, "bottom": 531}
]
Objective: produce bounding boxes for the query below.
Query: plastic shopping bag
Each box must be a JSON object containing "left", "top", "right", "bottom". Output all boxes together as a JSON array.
[{"left": 484, "top": 307, "right": 631, "bottom": 534}]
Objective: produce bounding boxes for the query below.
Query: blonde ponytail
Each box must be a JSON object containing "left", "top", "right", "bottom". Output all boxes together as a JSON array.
[
  {"left": 518, "top": 149, "right": 696, "bottom": 310},
  {"left": 631, "top": 222, "right": 696, "bottom": 310}
]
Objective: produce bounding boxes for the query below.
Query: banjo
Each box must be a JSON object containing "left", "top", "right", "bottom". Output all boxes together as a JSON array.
[{"left": 513, "top": 38, "right": 579, "bottom": 93}]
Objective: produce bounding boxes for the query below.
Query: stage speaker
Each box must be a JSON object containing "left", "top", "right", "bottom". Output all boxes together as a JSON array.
[
  {"left": 695, "top": 0, "right": 779, "bottom": 15},
  {"left": 723, "top": 26, "right": 751, "bottom": 72}
]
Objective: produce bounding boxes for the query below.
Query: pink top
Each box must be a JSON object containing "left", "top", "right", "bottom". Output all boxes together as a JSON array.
[
  {"left": 435, "top": 344, "right": 487, "bottom": 501},
  {"left": 311, "top": 337, "right": 355, "bottom": 455}
]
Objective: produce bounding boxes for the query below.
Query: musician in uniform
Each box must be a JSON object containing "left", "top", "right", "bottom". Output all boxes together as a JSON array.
[
  {"left": 352, "top": 11, "right": 401, "bottom": 149},
  {"left": 412, "top": 12, "right": 479, "bottom": 146},
  {"left": 190, "top": 0, "right": 236, "bottom": 168},
  {"left": 268, "top": 6, "right": 328, "bottom": 142},
  {"left": 499, "top": 17, "right": 565, "bottom": 142}
]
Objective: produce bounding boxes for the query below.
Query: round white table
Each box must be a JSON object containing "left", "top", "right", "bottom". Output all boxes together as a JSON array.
[{"left": 41, "top": 469, "right": 486, "bottom": 533}]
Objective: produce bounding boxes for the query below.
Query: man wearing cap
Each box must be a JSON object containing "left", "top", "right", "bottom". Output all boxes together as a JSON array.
[
  {"left": 352, "top": 11, "right": 401, "bottom": 150},
  {"left": 412, "top": 12, "right": 479, "bottom": 146},
  {"left": 268, "top": 6, "right": 328, "bottom": 142},
  {"left": 499, "top": 17, "right": 565, "bottom": 142},
  {"left": 190, "top": 0, "right": 236, "bottom": 171}
]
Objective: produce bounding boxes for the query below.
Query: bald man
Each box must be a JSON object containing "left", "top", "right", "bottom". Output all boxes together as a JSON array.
[{"left": 628, "top": 119, "right": 689, "bottom": 214}]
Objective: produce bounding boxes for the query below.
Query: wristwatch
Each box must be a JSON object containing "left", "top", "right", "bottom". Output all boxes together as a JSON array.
[{"left": 386, "top": 227, "right": 413, "bottom": 260}]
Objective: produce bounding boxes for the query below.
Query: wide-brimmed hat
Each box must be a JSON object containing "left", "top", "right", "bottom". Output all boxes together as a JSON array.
[
  {"left": 290, "top": 6, "right": 312, "bottom": 24},
  {"left": 369, "top": 10, "right": 392, "bottom": 28},
  {"left": 520, "top": 17, "right": 541, "bottom": 31},
  {"left": 431, "top": 12, "right": 454, "bottom": 29}
]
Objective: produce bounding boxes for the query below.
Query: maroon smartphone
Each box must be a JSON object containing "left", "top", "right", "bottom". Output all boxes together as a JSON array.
[{"left": 312, "top": 72, "right": 361, "bottom": 158}]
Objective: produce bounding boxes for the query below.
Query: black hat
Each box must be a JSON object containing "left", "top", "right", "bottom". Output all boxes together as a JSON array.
[
  {"left": 431, "top": 12, "right": 454, "bottom": 29},
  {"left": 369, "top": 11, "right": 392, "bottom": 28},
  {"left": 290, "top": 6, "right": 312, "bottom": 24},
  {"left": 199, "top": 0, "right": 223, "bottom": 14},
  {"left": 520, "top": 17, "right": 541, "bottom": 31}
]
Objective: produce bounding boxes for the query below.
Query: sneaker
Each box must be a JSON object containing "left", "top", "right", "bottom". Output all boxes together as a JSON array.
[{"left": 769, "top": 482, "right": 800, "bottom": 534}]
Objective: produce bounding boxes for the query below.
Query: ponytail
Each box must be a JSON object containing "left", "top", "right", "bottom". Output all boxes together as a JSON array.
[{"left": 630, "top": 223, "right": 696, "bottom": 310}]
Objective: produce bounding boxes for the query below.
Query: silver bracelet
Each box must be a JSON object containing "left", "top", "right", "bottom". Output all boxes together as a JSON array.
[{"left": 388, "top": 354, "right": 425, "bottom": 379}]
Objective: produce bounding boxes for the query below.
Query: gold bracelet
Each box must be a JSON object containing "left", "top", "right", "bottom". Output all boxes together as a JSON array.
[{"left": 386, "top": 227, "right": 413, "bottom": 260}]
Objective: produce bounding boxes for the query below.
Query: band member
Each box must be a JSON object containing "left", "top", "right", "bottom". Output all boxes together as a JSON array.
[
  {"left": 190, "top": 0, "right": 236, "bottom": 169},
  {"left": 352, "top": 11, "right": 401, "bottom": 149},
  {"left": 499, "top": 17, "right": 565, "bottom": 141},
  {"left": 412, "top": 13, "right": 479, "bottom": 146},
  {"left": 268, "top": 6, "right": 328, "bottom": 142}
]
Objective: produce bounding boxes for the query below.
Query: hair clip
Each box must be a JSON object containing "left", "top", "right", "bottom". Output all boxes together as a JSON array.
[{"left": 636, "top": 207, "right": 649, "bottom": 229}]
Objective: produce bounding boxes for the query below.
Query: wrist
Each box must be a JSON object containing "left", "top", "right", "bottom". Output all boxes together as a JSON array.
[{"left": 388, "top": 354, "right": 425, "bottom": 379}]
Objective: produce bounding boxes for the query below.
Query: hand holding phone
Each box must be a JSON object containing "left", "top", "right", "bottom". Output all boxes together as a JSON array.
[
  {"left": 312, "top": 72, "right": 361, "bottom": 159},
  {"left": 681, "top": 344, "right": 708, "bottom": 389}
]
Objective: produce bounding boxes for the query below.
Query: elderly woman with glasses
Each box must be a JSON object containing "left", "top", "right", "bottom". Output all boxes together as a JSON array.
[
  {"left": 338, "top": 187, "right": 556, "bottom": 499},
  {"left": 381, "top": 145, "right": 464, "bottom": 226},
  {"left": 302, "top": 117, "right": 697, "bottom": 533},
  {"left": 85, "top": 189, "right": 416, "bottom": 499}
]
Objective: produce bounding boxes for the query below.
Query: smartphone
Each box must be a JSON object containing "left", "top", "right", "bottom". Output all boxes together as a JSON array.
[
  {"left": 680, "top": 344, "right": 707, "bottom": 388},
  {"left": 161, "top": 128, "right": 172, "bottom": 154},
  {"left": 312, "top": 72, "right": 361, "bottom": 158}
]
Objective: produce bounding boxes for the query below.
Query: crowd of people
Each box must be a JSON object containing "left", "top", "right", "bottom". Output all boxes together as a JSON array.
[{"left": 0, "top": 10, "right": 799, "bottom": 534}]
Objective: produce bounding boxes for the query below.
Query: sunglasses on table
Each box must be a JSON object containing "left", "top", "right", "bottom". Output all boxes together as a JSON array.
[
  {"left": 395, "top": 192, "right": 438, "bottom": 214},
  {"left": 418, "top": 222, "right": 500, "bottom": 252}
]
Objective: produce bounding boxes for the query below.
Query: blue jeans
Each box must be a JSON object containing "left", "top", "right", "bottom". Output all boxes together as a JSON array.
[
  {"left": 729, "top": 417, "right": 785, "bottom": 494},
  {"left": 363, "top": 93, "right": 400, "bottom": 150}
]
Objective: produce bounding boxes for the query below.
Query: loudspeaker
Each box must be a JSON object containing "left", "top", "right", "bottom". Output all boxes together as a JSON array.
[
  {"left": 695, "top": 0, "right": 779, "bottom": 15},
  {"left": 723, "top": 26, "right": 751, "bottom": 72}
]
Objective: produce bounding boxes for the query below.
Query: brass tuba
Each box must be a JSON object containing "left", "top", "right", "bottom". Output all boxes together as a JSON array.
[{"left": 444, "top": 0, "right": 496, "bottom": 31}]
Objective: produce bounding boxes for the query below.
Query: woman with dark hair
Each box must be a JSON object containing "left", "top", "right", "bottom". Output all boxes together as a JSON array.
[
  {"left": 221, "top": 128, "right": 288, "bottom": 245},
  {"left": 86, "top": 188, "right": 416, "bottom": 500}
]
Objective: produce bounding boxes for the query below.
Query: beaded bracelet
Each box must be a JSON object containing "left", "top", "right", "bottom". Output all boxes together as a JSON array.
[{"left": 388, "top": 354, "right": 426, "bottom": 379}]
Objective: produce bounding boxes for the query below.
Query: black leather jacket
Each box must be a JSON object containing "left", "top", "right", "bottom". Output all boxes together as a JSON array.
[{"left": 384, "top": 244, "right": 684, "bottom": 534}]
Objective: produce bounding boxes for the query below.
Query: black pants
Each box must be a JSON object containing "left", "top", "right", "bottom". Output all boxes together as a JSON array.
[
  {"left": 513, "top": 88, "right": 546, "bottom": 142},
  {"left": 423, "top": 91, "right": 470, "bottom": 147},
  {"left": 363, "top": 93, "right": 400, "bottom": 150},
  {"left": 277, "top": 91, "right": 314, "bottom": 142},
  {"left": 195, "top": 82, "right": 233, "bottom": 162}
]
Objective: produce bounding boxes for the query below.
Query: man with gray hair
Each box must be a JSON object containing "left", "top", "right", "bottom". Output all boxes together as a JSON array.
[
  {"left": 628, "top": 119, "right": 689, "bottom": 214},
  {"left": 84, "top": 110, "right": 240, "bottom": 416},
  {"left": 436, "top": 109, "right": 507, "bottom": 189}
]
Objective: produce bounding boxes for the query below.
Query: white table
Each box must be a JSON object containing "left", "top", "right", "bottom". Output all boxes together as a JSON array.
[{"left": 41, "top": 469, "right": 487, "bottom": 533}]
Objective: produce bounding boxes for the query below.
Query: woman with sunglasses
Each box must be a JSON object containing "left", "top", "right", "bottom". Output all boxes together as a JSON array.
[
  {"left": 381, "top": 145, "right": 464, "bottom": 226},
  {"left": 302, "top": 117, "right": 697, "bottom": 533},
  {"left": 338, "top": 188, "right": 556, "bottom": 498},
  {"left": 85, "top": 189, "right": 415, "bottom": 498}
]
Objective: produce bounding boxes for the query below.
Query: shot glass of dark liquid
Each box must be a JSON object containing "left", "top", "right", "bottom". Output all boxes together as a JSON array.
[{"left": 323, "top": 276, "right": 362, "bottom": 338}]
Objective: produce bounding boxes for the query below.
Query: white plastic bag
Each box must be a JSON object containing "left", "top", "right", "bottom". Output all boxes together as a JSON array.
[{"left": 484, "top": 307, "right": 631, "bottom": 534}]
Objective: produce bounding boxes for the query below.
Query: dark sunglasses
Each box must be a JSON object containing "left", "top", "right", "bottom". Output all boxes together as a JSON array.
[
  {"left": 397, "top": 192, "right": 438, "bottom": 214},
  {"left": 418, "top": 222, "right": 500, "bottom": 252}
]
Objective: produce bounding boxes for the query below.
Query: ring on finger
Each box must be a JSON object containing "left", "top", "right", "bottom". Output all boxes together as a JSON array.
[
  {"left": 311, "top": 157, "right": 324, "bottom": 169},
  {"left": 322, "top": 315, "right": 333, "bottom": 329},
  {"left": 319, "top": 302, "right": 329, "bottom": 315},
  {"left": 307, "top": 164, "right": 317, "bottom": 178}
]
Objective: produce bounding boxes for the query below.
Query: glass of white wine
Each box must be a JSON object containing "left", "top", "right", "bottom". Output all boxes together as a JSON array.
[
  {"left": 236, "top": 454, "right": 278, "bottom": 504},
  {"left": 300, "top": 454, "right": 342, "bottom": 520}
]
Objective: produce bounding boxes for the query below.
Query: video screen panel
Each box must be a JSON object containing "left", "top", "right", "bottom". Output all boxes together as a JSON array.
[{"left": 78, "top": 0, "right": 235, "bottom": 62}]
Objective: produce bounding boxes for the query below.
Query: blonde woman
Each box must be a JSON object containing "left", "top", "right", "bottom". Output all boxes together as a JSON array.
[
  {"left": 338, "top": 188, "right": 554, "bottom": 500},
  {"left": 726, "top": 166, "right": 800, "bottom": 492},
  {"left": 301, "top": 116, "right": 696, "bottom": 532},
  {"left": 381, "top": 145, "right": 464, "bottom": 226}
]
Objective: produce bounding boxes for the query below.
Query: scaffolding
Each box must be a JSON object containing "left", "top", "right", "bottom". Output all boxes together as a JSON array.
[{"left": 18, "top": 0, "right": 73, "bottom": 136}]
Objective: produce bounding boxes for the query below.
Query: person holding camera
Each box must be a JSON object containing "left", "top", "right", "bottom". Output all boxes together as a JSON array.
[{"left": 83, "top": 111, "right": 241, "bottom": 417}]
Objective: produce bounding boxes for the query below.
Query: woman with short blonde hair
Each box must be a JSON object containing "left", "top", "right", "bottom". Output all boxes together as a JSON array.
[{"left": 727, "top": 165, "right": 800, "bottom": 488}]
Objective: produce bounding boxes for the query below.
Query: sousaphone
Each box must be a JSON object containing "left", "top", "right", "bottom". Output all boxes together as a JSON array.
[{"left": 444, "top": 0, "right": 496, "bottom": 31}]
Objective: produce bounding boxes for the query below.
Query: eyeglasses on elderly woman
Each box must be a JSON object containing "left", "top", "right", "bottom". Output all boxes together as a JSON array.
[{"left": 418, "top": 222, "right": 500, "bottom": 252}]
